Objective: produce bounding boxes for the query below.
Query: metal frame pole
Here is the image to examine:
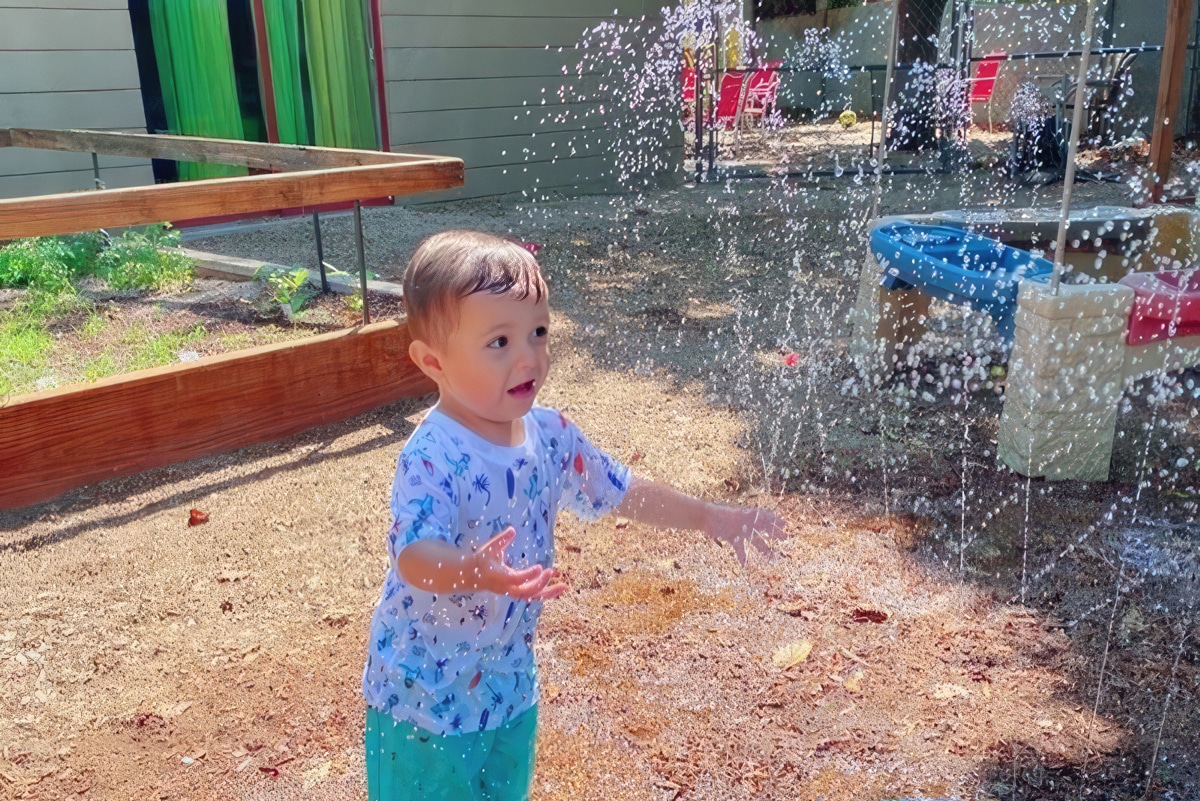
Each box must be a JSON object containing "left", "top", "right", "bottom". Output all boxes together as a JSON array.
[
  {"left": 1049, "top": 0, "right": 1100, "bottom": 295},
  {"left": 312, "top": 211, "right": 329, "bottom": 293},
  {"left": 695, "top": 65, "right": 705, "bottom": 182},
  {"left": 354, "top": 201, "right": 370, "bottom": 325},
  {"left": 709, "top": 11, "right": 721, "bottom": 177},
  {"left": 91, "top": 152, "right": 104, "bottom": 190},
  {"left": 875, "top": 0, "right": 902, "bottom": 170}
]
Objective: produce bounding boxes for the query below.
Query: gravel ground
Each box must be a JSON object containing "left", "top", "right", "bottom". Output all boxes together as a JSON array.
[{"left": 6, "top": 164, "right": 1190, "bottom": 801}]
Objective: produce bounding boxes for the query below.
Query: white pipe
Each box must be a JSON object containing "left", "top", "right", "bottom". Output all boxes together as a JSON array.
[{"left": 1049, "top": 0, "right": 1100, "bottom": 295}]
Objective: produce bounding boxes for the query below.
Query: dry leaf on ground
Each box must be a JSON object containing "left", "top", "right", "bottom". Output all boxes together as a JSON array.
[
  {"left": 932, "top": 683, "right": 971, "bottom": 700},
  {"left": 771, "top": 639, "right": 813, "bottom": 669}
]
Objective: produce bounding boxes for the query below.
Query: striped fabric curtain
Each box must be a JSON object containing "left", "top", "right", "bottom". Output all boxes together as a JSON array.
[
  {"left": 262, "top": 0, "right": 378, "bottom": 149},
  {"left": 261, "top": 0, "right": 310, "bottom": 145},
  {"left": 148, "top": 0, "right": 247, "bottom": 180}
]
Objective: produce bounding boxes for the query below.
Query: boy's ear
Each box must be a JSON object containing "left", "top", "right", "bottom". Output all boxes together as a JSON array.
[{"left": 408, "top": 338, "right": 445, "bottom": 383}]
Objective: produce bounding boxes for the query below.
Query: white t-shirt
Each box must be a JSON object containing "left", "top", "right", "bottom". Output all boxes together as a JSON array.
[{"left": 362, "top": 405, "right": 630, "bottom": 735}]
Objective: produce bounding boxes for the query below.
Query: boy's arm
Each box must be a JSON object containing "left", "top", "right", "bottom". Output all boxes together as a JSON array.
[
  {"left": 616, "top": 475, "right": 786, "bottom": 565},
  {"left": 397, "top": 528, "right": 566, "bottom": 600}
]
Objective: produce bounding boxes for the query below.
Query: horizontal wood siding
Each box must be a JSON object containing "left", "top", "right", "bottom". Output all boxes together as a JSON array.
[
  {"left": 386, "top": 75, "right": 603, "bottom": 113},
  {"left": 0, "top": 50, "right": 141, "bottom": 94},
  {"left": 0, "top": 149, "right": 147, "bottom": 177},
  {"left": 0, "top": 7, "right": 135, "bottom": 50},
  {"left": 395, "top": 128, "right": 616, "bottom": 170},
  {"left": 383, "top": 15, "right": 617, "bottom": 49},
  {"left": 0, "top": 4, "right": 152, "bottom": 202},
  {"left": 382, "top": 1, "right": 681, "bottom": 200},
  {"left": 400, "top": 154, "right": 617, "bottom": 202},
  {"left": 0, "top": 164, "right": 151, "bottom": 199},
  {"left": 0, "top": 0, "right": 128, "bottom": 9},
  {"left": 388, "top": 103, "right": 603, "bottom": 144},
  {"left": 385, "top": 0, "right": 653, "bottom": 16}
]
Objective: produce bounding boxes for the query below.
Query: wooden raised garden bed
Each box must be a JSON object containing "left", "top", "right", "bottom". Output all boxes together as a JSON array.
[{"left": 0, "top": 129, "right": 458, "bottom": 509}]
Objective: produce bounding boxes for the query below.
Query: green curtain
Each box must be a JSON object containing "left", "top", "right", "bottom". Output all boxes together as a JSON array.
[
  {"left": 261, "top": 0, "right": 311, "bottom": 145},
  {"left": 148, "top": 0, "right": 247, "bottom": 180},
  {"left": 304, "top": 0, "right": 377, "bottom": 149},
  {"left": 262, "top": 0, "right": 378, "bottom": 149}
]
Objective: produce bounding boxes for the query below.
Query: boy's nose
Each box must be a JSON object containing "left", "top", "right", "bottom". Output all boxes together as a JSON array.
[
  {"left": 517, "top": 354, "right": 538, "bottom": 374},
  {"left": 515, "top": 343, "right": 539, "bottom": 370}
]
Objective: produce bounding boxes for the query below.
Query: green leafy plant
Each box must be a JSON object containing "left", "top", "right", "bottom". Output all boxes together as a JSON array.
[
  {"left": 0, "top": 233, "right": 104, "bottom": 293},
  {"left": 345, "top": 289, "right": 364, "bottom": 314},
  {"left": 97, "top": 224, "right": 194, "bottom": 290},
  {"left": 254, "top": 265, "right": 317, "bottom": 318},
  {"left": 0, "top": 225, "right": 192, "bottom": 295}
]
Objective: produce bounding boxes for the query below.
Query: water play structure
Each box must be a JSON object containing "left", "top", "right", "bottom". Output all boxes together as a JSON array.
[
  {"left": 870, "top": 222, "right": 1054, "bottom": 340},
  {"left": 854, "top": 205, "right": 1200, "bottom": 482}
]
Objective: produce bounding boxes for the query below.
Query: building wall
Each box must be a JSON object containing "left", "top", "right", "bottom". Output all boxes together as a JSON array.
[
  {"left": 380, "top": 0, "right": 681, "bottom": 201},
  {"left": 0, "top": 1, "right": 686, "bottom": 206},
  {"left": 0, "top": 0, "right": 153, "bottom": 201}
]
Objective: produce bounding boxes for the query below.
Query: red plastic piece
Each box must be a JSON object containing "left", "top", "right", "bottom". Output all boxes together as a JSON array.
[
  {"left": 682, "top": 67, "right": 697, "bottom": 105},
  {"left": 711, "top": 70, "right": 747, "bottom": 130},
  {"left": 742, "top": 63, "right": 782, "bottom": 124},
  {"left": 1120, "top": 269, "right": 1200, "bottom": 345},
  {"left": 968, "top": 51, "right": 1005, "bottom": 104}
]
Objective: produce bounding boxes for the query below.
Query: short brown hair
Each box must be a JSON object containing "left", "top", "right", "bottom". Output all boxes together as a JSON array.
[{"left": 402, "top": 230, "right": 547, "bottom": 345}]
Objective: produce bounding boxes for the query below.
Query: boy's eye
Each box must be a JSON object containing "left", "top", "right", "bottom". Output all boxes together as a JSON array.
[
  {"left": 488, "top": 336, "right": 508, "bottom": 349},
  {"left": 535, "top": 326, "right": 548, "bottom": 338}
]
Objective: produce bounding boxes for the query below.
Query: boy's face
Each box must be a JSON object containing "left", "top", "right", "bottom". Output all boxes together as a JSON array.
[{"left": 413, "top": 290, "right": 551, "bottom": 439}]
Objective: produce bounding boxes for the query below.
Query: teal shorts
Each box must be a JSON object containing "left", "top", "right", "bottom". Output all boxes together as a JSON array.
[{"left": 365, "top": 705, "right": 538, "bottom": 801}]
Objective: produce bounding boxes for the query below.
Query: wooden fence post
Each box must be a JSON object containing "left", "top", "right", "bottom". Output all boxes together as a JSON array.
[{"left": 1147, "top": 0, "right": 1195, "bottom": 203}]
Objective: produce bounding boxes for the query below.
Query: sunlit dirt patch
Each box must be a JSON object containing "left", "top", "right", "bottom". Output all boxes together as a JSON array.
[
  {"left": 1, "top": 179, "right": 1152, "bottom": 799},
  {"left": 535, "top": 493, "right": 1125, "bottom": 800}
]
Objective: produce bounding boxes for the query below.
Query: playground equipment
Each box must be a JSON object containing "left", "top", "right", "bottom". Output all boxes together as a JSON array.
[
  {"left": 852, "top": 205, "right": 1200, "bottom": 482},
  {"left": 870, "top": 223, "right": 1053, "bottom": 340}
]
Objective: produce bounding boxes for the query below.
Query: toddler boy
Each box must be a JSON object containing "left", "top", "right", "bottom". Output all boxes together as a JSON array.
[{"left": 363, "top": 230, "right": 785, "bottom": 800}]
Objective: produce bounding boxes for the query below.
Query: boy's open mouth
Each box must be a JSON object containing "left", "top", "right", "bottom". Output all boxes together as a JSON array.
[{"left": 508, "top": 379, "right": 536, "bottom": 397}]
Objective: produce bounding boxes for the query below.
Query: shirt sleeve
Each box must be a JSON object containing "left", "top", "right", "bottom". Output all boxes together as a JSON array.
[
  {"left": 556, "top": 413, "right": 631, "bottom": 522},
  {"left": 387, "top": 443, "right": 457, "bottom": 564},
  {"left": 385, "top": 432, "right": 504, "bottom": 694}
]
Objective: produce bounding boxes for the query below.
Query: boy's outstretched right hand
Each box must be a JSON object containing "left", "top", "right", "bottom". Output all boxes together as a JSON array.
[{"left": 473, "top": 527, "right": 567, "bottom": 601}]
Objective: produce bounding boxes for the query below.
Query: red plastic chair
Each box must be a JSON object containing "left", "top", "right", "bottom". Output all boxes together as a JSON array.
[
  {"left": 742, "top": 59, "right": 782, "bottom": 127},
  {"left": 682, "top": 66, "right": 697, "bottom": 120},
  {"left": 968, "top": 51, "right": 1006, "bottom": 131},
  {"left": 711, "top": 70, "right": 747, "bottom": 131}
]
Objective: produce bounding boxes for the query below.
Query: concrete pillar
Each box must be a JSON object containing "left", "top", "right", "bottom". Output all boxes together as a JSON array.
[{"left": 997, "top": 280, "right": 1134, "bottom": 481}]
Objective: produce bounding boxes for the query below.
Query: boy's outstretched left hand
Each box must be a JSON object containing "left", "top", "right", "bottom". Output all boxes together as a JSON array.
[{"left": 704, "top": 505, "right": 787, "bottom": 566}]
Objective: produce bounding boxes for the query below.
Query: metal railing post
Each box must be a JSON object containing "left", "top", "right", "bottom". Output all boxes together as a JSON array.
[
  {"left": 695, "top": 66, "right": 705, "bottom": 182},
  {"left": 91, "top": 153, "right": 104, "bottom": 190},
  {"left": 312, "top": 211, "right": 329, "bottom": 293},
  {"left": 354, "top": 201, "right": 370, "bottom": 325}
]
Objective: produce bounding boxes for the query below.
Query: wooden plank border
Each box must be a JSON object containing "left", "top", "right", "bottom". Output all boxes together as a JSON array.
[
  {"left": 0, "top": 128, "right": 464, "bottom": 238},
  {"left": 0, "top": 320, "right": 436, "bottom": 510},
  {"left": 3, "top": 129, "right": 424, "bottom": 170}
]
